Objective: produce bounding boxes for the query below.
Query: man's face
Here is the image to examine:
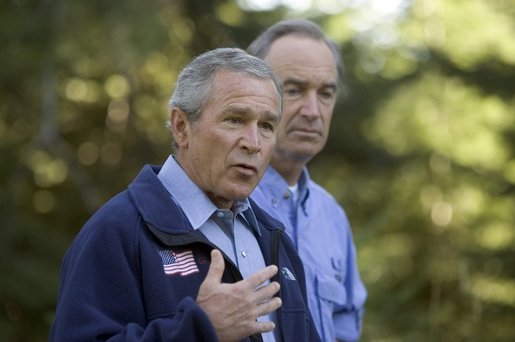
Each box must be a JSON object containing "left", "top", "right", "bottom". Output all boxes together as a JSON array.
[
  {"left": 264, "top": 35, "right": 338, "bottom": 165},
  {"left": 176, "top": 70, "right": 281, "bottom": 209}
]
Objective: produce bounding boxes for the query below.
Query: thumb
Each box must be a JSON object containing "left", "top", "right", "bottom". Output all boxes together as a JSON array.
[{"left": 204, "top": 249, "right": 225, "bottom": 286}]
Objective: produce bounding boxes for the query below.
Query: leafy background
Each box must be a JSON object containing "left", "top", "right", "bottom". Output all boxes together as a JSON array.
[{"left": 1, "top": 0, "right": 514, "bottom": 341}]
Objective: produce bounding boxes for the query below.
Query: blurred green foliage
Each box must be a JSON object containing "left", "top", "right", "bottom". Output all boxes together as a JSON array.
[{"left": 0, "top": 0, "right": 513, "bottom": 341}]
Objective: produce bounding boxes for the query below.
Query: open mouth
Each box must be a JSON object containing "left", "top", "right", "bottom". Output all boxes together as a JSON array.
[{"left": 234, "top": 163, "right": 258, "bottom": 175}]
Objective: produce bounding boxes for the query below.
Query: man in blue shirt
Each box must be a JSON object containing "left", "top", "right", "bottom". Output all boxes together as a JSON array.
[
  {"left": 249, "top": 19, "right": 368, "bottom": 341},
  {"left": 51, "top": 48, "right": 320, "bottom": 341}
]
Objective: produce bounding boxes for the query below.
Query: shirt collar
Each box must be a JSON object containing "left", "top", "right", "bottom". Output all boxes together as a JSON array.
[
  {"left": 261, "top": 166, "right": 310, "bottom": 204},
  {"left": 157, "top": 155, "right": 260, "bottom": 235}
]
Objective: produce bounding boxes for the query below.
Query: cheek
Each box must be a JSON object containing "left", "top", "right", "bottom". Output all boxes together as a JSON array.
[
  {"left": 261, "top": 140, "right": 276, "bottom": 159},
  {"left": 281, "top": 104, "right": 298, "bottom": 123},
  {"left": 261, "top": 137, "right": 278, "bottom": 160},
  {"left": 276, "top": 116, "right": 291, "bottom": 137},
  {"left": 321, "top": 108, "right": 334, "bottom": 128}
]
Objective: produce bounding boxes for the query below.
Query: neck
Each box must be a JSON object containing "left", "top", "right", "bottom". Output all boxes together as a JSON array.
[
  {"left": 270, "top": 158, "right": 305, "bottom": 186},
  {"left": 176, "top": 153, "right": 234, "bottom": 210},
  {"left": 209, "top": 195, "right": 234, "bottom": 210}
]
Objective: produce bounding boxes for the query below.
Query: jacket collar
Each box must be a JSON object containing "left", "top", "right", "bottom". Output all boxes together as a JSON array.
[
  {"left": 128, "top": 165, "right": 192, "bottom": 234},
  {"left": 128, "top": 164, "right": 284, "bottom": 235}
]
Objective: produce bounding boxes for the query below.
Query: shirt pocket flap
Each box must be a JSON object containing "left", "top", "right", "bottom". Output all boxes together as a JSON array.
[{"left": 317, "top": 274, "right": 347, "bottom": 305}]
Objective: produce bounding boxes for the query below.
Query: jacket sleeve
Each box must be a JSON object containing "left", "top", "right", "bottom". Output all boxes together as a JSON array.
[{"left": 50, "top": 205, "right": 217, "bottom": 342}]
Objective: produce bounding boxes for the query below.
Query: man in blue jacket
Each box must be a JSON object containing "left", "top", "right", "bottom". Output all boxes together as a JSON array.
[
  {"left": 51, "top": 48, "right": 320, "bottom": 342},
  {"left": 249, "top": 20, "right": 367, "bottom": 341}
]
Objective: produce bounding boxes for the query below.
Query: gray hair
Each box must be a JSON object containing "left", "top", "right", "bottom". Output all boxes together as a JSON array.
[
  {"left": 247, "top": 19, "right": 345, "bottom": 90},
  {"left": 168, "top": 47, "right": 283, "bottom": 130}
]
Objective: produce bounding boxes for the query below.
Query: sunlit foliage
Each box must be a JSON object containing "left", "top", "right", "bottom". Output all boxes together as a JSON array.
[{"left": 0, "top": 0, "right": 513, "bottom": 341}]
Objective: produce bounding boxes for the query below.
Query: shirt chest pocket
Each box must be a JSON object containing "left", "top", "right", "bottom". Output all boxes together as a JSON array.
[{"left": 316, "top": 273, "right": 347, "bottom": 306}]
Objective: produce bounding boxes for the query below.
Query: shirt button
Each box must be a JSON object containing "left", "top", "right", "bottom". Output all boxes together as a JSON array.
[
  {"left": 217, "top": 211, "right": 224, "bottom": 217},
  {"left": 241, "top": 250, "right": 247, "bottom": 257}
]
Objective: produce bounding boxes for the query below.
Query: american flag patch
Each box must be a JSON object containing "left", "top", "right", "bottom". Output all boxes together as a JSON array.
[{"left": 158, "top": 250, "right": 199, "bottom": 276}]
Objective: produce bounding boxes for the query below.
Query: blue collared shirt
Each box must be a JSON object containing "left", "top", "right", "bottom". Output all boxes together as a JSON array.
[
  {"left": 157, "top": 156, "right": 277, "bottom": 342},
  {"left": 252, "top": 166, "right": 367, "bottom": 342}
]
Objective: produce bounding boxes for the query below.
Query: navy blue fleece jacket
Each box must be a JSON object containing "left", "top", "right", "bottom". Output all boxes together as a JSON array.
[{"left": 50, "top": 165, "right": 320, "bottom": 342}]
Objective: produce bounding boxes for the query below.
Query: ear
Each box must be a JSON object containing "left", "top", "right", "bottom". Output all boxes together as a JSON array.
[{"left": 169, "top": 107, "right": 190, "bottom": 149}]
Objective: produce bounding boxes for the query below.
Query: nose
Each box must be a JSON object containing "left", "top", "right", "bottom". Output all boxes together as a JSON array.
[
  {"left": 240, "top": 124, "right": 261, "bottom": 154},
  {"left": 300, "top": 91, "right": 321, "bottom": 120}
]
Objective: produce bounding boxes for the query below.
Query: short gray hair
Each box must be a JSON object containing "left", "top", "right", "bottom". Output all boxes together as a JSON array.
[
  {"left": 168, "top": 47, "right": 283, "bottom": 127},
  {"left": 247, "top": 19, "right": 345, "bottom": 89}
]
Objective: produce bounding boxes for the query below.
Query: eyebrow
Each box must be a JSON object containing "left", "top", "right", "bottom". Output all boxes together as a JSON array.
[
  {"left": 225, "top": 106, "right": 281, "bottom": 123},
  {"left": 283, "top": 78, "right": 337, "bottom": 91}
]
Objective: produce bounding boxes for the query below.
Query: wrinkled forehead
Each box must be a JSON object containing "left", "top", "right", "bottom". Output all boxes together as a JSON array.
[
  {"left": 267, "top": 35, "right": 336, "bottom": 65},
  {"left": 265, "top": 37, "right": 338, "bottom": 86},
  {"left": 211, "top": 69, "right": 281, "bottom": 96},
  {"left": 205, "top": 70, "right": 281, "bottom": 112}
]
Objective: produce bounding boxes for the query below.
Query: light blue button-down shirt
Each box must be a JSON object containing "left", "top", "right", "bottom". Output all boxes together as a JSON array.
[
  {"left": 157, "top": 156, "right": 277, "bottom": 342},
  {"left": 252, "top": 166, "right": 367, "bottom": 342}
]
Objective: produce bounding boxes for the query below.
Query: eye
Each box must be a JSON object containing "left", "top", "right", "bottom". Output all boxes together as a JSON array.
[
  {"left": 284, "top": 86, "right": 303, "bottom": 99},
  {"left": 259, "top": 121, "right": 274, "bottom": 132},
  {"left": 319, "top": 88, "right": 336, "bottom": 101},
  {"left": 226, "top": 116, "right": 242, "bottom": 125},
  {"left": 318, "top": 88, "right": 336, "bottom": 102}
]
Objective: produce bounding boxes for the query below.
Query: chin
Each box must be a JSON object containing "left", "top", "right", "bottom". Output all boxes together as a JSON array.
[{"left": 229, "top": 187, "right": 254, "bottom": 201}]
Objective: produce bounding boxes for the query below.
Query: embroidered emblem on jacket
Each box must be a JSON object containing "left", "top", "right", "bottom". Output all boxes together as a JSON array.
[
  {"left": 158, "top": 250, "right": 199, "bottom": 276},
  {"left": 281, "top": 267, "right": 296, "bottom": 280}
]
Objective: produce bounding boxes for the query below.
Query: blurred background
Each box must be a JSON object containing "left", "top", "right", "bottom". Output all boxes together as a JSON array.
[{"left": 1, "top": 0, "right": 514, "bottom": 340}]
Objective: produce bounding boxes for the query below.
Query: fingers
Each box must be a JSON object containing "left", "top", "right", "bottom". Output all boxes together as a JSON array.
[
  {"left": 237, "top": 266, "right": 280, "bottom": 312},
  {"left": 252, "top": 283, "right": 282, "bottom": 318},
  {"left": 203, "top": 249, "right": 225, "bottom": 287},
  {"left": 244, "top": 264, "right": 278, "bottom": 290},
  {"left": 205, "top": 250, "right": 277, "bottom": 292},
  {"left": 254, "top": 281, "right": 280, "bottom": 301},
  {"left": 255, "top": 295, "right": 282, "bottom": 318},
  {"left": 253, "top": 320, "right": 276, "bottom": 334},
  {"left": 197, "top": 252, "right": 282, "bottom": 342},
  {"left": 248, "top": 300, "right": 282, "bottom": 335}
]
